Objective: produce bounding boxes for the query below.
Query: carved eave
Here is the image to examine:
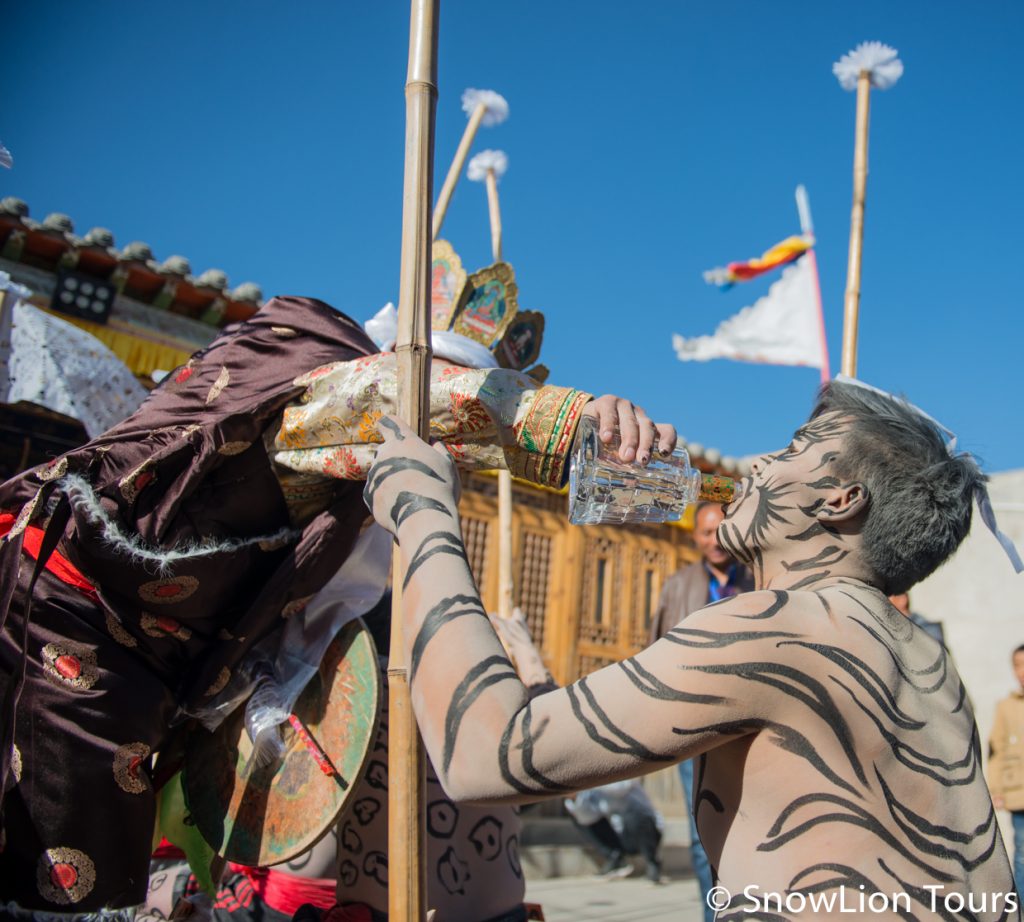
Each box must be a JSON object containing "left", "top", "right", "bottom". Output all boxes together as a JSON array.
[{"left": 0, "top": 200, "right": 267, "bottom": 331}]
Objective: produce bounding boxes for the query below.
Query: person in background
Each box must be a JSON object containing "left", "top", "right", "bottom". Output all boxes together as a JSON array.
[
  {"left": 888, "top": 591, "right": 947, "bottom": 646},
  {"left": 648, "top": 501, "right": 752, "bottom": 918},
  {"left": 565, "top": 781, "right": 665, "bottom": 885},
  {"left": 564, "top": 788, "right": 633, "bottom": 880},
  {"left": 989, "top": 644, "right": 1024, "bottom": 899}
]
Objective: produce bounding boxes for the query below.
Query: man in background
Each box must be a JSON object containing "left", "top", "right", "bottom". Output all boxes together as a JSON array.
[
  {"left": 648, "top": 501, "right": 753, "bottom": 919},
  {"left": 889, "top": 590, "right": 947, "bottom": 646},
  {"left": 989, "top": 644, "right": 1024, "bottom": 899}
]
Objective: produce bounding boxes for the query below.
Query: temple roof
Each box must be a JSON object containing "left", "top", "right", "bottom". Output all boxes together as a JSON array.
[{"left": 0, "top": 197, "right": 264, "bottom": 326}]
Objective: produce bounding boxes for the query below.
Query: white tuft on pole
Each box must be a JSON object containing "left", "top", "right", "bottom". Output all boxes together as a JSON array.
[
  {"left": 833, "top": 42, "right": 903, "bottom": 91},
  {"left": 835, "top": 41, "right": 902, "bottom": 377},
  {"left": 461, "top": 88, "right": 509, "bottom": 126},
  {"left": 467, "top": 149, "right": 508, "bottom": 183},
  {"left": 433, "top": 89, "right": 509, "bottom": 239}
]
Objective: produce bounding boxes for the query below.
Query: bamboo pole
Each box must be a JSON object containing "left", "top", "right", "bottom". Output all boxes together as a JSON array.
[
  {"left": 483, "top": 166, "right": 515, "bottom": 621},
  {"left": 432, "top": 102, "right": 486, "bottom": 240},
  {"left": 840, "top": 69, "right": 872, "bottom": 377},
  {"left": 390, "top": 1, "right": 438, "bottom": 918}
]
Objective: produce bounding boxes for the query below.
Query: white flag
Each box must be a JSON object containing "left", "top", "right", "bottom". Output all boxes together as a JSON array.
[{"left": 672, "top": 255, "right": 825, "bottom": 369}]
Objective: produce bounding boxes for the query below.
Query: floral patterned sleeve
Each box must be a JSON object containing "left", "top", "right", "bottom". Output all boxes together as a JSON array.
[{"left": 272, "top": 353, "right": 592, "bottom": 489}]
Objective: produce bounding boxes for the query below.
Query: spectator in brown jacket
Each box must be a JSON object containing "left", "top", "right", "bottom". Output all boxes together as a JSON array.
[
  {"left": 989, "top": 644, "right": 1024, "bottom": 898},
  {"left": 648, "top": 501, "right": 753, "bottom": 919}
]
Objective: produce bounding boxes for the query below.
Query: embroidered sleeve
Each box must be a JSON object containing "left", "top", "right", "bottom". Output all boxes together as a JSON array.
[{"left": 271, "top": 353, "right": 591, "bottom": 489}]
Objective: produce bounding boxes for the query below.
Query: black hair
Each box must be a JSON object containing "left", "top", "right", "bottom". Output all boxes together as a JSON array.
[{"left": 811, "top": 381, "right": 985, "bottom": 595}]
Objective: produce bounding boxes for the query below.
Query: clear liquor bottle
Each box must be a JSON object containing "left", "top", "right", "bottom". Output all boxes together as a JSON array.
[{"left": 568, "top": 415, "right": 735, "bottom": 525}]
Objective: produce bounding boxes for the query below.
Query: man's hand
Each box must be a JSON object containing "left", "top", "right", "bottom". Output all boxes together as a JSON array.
[
  {"left": 363, "top": 415, "right": 461, "bottom": 538},
  {"left": 488, "top": 608, "right": 553, "bottom": 688},
  {"left": 993, "top": 794, "right": 1005, "bottom": 810},
  {"left": 582, "top": 395, "right": 677, "bottom": 464}
]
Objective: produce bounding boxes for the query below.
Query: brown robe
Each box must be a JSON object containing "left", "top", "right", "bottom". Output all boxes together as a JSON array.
[{"left": 0, "top": 297, "right": 378, "bottom": 911}]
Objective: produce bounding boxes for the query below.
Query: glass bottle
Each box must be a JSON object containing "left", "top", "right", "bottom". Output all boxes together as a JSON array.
[{"left": 568, "top": 415, "right": 735, "bottom": 525}]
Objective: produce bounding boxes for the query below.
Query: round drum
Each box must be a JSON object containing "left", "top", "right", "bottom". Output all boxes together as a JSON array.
[{"left": 184, "top": 618, "right": 380, "bottom": 866}]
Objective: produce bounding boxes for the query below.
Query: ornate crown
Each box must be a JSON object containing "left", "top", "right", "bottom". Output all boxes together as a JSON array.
[{"left": 431, "top": 239, "right": 546, "bottom": 376}]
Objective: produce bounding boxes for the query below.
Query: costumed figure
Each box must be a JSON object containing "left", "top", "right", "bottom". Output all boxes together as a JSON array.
[{"left": 0, "top": 233, "right": 671, "bottom": 917}]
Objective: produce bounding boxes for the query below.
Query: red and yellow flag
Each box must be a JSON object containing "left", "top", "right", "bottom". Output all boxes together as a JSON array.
[{"left": 704, "top": 235, "right": 813, "bottom": 288}]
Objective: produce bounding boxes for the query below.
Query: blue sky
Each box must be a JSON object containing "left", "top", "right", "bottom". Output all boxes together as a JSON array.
[{"left": 4, "top": 3, "right": 1022, "bottom": 470}]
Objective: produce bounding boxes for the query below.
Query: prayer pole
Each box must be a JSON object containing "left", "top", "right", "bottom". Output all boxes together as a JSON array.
[
  {"left": 390, "top": 1, "right": 438, "bottom": 917},
  {"left": 469, "top": 150, "right": 514, "bottom": 619},
  {"left": 832, "top": 42, "right": 903, "bottom": 377},
  {"left": 432, "top": 89, "right": 509, "bottom": 240},
  {"left": 840, "top": 70, "right": 870, "bottom": 378}
]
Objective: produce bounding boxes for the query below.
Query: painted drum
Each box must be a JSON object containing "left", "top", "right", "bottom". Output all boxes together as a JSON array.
[{"left": 183, "top": 618, "right": 380, "bottom": 866}]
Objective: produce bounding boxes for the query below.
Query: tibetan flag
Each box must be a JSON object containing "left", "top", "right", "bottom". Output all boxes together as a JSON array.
[
  {"left": 674, "top": 255, "right": 825, "bottom": 370},
  {"left": 704, "top": 235, "right": 813, "bottom": 289}
]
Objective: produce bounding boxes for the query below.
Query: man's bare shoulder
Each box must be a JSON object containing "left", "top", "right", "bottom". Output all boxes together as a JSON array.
[
  {"left": 682, "top": 588, "right": 816, "bottom": 629},
  {"left": 667, "top": 584, "right": 886, "bottom": 662}
]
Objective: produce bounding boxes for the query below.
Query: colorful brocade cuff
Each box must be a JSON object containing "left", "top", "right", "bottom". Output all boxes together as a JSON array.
[{"left": 508, "top": 386, "right": 591, "bottom": 488}]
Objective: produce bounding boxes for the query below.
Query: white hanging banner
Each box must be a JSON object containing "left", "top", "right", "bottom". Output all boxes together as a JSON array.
[{"left": 673, "top": 255, "right": 825, "bottom": 369}]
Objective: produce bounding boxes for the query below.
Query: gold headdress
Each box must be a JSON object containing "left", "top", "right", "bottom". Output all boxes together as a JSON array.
[{"left": 431, "top": 239, "right": 545, "bottom": 376}]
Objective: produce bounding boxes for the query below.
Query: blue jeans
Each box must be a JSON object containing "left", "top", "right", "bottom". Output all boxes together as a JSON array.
[
  {"left": 1012, "top": 811, "right": 1024, "bottom": 900},
  {"left": 679, "top": 758, "right": 715, "bottom": 922}
]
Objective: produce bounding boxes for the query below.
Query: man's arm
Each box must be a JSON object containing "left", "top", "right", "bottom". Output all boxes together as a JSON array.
[
  {"left": 271, "top": 353, "right": 672, "bottom": 490},
  {"left": 364, "top": 417, "right": 806, "bottom": 803}
]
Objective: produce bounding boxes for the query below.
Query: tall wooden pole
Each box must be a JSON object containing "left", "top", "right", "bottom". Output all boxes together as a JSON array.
[
  {"left": 840, "top": 70, "right": 871, "bottom": 377},
  {"left": 484, "top": 167, "right": 515, "bottom": 621},
  {"left": 390, "top": 1, "right": 438, "bottom": 918},
  {"left": 433, "top": 102, "right": 486, "bottom": 240}
]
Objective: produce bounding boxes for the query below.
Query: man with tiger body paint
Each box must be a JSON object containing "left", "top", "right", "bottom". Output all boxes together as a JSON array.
[{"left": 364, "top": 381, "right": 1020, "bottom": 921}]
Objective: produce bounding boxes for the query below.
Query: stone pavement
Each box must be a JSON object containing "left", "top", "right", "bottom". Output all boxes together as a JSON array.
[{"left": 525, "top": 872, "right": 709, "bottom": 922}]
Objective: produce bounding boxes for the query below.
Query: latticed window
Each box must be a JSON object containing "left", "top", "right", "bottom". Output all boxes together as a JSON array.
[
  {"left": 580, "top": 536, "right": 620, "bottom": 645},
  {"left": 461, "top": 516, "right": 490, "bottom": 591},
  {"left": 516, "top": 530, "right": 552, "bottom": 646},
  {"left": 577, "top": 653, "right": 616, "bottom": 677},
  {"left": 630, "top": 546, "right": 666, "bottom": 647}
]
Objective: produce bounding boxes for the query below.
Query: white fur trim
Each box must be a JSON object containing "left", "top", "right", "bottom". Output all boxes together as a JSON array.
[
  {"left": 1, "top": 904, "right": 137, "bottom": 922},
  {"left": 58, "top": 474, "right": 299, "bottom": 576}
]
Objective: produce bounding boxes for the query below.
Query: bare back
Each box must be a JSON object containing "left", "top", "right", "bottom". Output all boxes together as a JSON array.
[{"left": 685, "top": 583, "right": 1012, "bottom": 919}]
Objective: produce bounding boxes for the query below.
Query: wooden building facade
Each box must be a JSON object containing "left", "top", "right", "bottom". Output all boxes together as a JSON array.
[{"left": 459, "top": 471, "right": 699, "bottom": 685}]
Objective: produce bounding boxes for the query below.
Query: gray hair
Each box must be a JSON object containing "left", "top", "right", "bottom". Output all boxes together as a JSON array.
[{"left": 811, "top": 381, "right": 985, "bottom": 594}]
